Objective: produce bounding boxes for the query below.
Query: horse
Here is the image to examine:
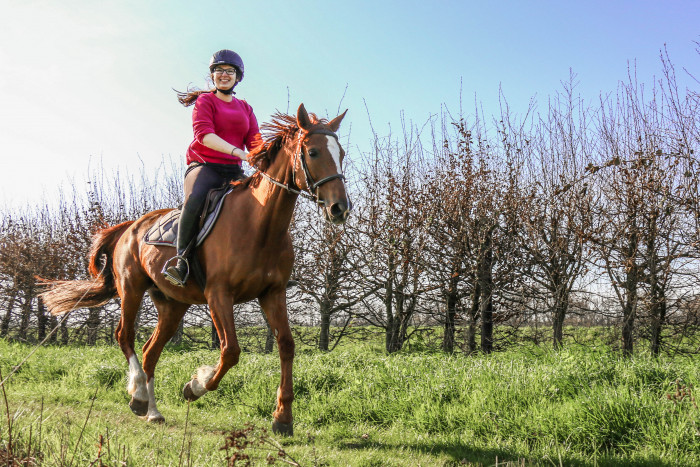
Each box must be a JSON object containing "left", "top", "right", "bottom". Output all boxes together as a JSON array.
[{"left": 40, "top": 104, "right": 350, "bottom": 435}]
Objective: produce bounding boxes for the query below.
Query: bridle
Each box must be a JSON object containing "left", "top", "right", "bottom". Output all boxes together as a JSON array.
[{"left": 255, "top": 128, "right": 346, "bottom": 203}]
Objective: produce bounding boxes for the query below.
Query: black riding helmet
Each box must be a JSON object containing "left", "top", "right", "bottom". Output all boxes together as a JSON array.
[{"left": 209, "top": 49, "right": 244, "bottom": 82}]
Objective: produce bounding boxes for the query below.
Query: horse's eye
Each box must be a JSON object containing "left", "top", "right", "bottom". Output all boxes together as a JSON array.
[{"left": 307, "top": 148, "right": 320, "bottom": 158}]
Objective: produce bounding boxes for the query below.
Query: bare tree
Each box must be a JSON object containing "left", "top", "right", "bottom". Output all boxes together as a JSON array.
[
  {"left": 514, "top": 78, "right": 596, "bottom": 349},
  {"left": 352, "top": 119, "right": 433, "bottom": 353},
  {"left": 422, "top": 114, "right": 477, "bottom": 353}
]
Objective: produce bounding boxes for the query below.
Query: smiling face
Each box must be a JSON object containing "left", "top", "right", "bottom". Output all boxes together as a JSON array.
[{"left": 211, "top": 65, "right": 238, "bottom": 91}]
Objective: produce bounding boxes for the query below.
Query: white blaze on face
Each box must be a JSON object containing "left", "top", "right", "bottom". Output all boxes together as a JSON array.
[
  {"left": 326, "top": 136, "right": 342, "bottom": 172},
  {"left": 323, "top": 135, "right": 350, "bottom": 213}
]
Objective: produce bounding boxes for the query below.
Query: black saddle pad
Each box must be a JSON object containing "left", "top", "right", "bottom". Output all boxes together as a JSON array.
[{"left": 144, "top": 186, "right": 233, "bottom": 247}]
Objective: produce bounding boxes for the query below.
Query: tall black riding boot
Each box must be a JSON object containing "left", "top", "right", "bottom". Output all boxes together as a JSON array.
[{"left": 163, "top": 202, "right": 201, "bottom": 286}]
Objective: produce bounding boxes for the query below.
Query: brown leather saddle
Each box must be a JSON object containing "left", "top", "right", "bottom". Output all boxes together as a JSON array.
[{"left": 144, "top": 185, "right": 233, "bottom": 288}]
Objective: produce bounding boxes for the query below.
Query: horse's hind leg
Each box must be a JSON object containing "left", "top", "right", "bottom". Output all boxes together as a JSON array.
[
  {"left": 141, "top": 292, "right": 189, "bottom": 423},
  {"left": 115, "top": 278, "right": 150, "bottom": 417}
]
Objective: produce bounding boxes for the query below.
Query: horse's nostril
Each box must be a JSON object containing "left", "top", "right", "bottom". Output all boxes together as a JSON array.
[{"left": 330, "top": 202, "right": 347, "bottom": 219}]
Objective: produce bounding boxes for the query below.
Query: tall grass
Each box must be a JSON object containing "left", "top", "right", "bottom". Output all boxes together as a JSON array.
[{"left": 1, "top": 339, "right": 698, "bottom": 465}]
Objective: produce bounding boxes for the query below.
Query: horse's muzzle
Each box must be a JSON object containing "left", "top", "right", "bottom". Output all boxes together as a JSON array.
[{"left": 327, "top": 200, "right": 351, "bottom": 224}]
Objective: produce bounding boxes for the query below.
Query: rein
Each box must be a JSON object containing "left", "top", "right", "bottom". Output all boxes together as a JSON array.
[{"left": 254, "top": 128, "right": 346, "bottom": 204}]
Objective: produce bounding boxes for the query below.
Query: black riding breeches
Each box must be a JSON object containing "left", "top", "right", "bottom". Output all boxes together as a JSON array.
[{"left": 176, "top": 162, "right": 244, "bottom": 253}]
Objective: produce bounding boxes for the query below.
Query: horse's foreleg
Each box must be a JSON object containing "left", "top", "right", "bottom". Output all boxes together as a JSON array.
[
  {"left": 183, "top": 289, "right": 240, "bottom": 401},
  {"left": 126, "top": 353, "right": 149, "bottom": 415},
  {"left": 142, "top": 297, "right": 189, "bottom": 423},
  {"left": 116, "top": 291, "right": 149, "bottom": 416},
  {"left": 259, "top": 289, "right": 295, "bottom": 436}
]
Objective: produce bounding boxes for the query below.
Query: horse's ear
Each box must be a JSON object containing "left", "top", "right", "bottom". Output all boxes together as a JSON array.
[
  {"left": 297, "top": 103, "right": 312, "bottom": 131},
  {"left": 329, "top": 109, "right": 348, "bottom": 132}
]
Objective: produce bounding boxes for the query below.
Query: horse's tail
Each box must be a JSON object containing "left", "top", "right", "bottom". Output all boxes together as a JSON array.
[{"left": 40, "top": 221, "right": 134, "bottom": 316}]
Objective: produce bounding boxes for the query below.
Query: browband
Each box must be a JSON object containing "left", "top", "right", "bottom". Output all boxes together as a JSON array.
[{"left": 303, "top": 129, "right": 339, "bottom": 140}]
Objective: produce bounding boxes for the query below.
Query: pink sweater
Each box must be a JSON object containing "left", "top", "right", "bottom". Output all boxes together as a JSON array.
[{"left": 186, "top": 92, "right": 263, "bottom": 165}]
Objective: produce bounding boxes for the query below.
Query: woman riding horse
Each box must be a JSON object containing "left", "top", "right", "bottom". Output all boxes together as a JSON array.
[
  {"left": 40, "top": 101, "right": 350, "bottom": 434},
  {"left": 164, "top": 49, "right": 263, "bottom": 286}
]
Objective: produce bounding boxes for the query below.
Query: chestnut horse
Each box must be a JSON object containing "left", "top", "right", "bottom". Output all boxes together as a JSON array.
[{"left": 40, "top": 104, "right": 350, "bottom": 434}]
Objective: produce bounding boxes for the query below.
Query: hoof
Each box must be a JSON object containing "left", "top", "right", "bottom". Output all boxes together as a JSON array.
[
  {"left": 147, "top": 413, "right": 166, "bottom": 424},
  {"left": 272, "top": 420, "right": 294, "bottom": 436},
  {"left": 129, "top": 397, "right": 149, "bottom": 416},
  {"left": 182, "top": 381, "right": 201, "bottom": 402}
]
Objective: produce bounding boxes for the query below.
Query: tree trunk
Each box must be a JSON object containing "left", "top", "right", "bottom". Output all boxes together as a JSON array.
[
  {"left": 386, "top": 320, "right": 401, "bottom": 353},
  {"left": 622, "top": 230, "right": 639, "bottom": 357},
  {"left": 398, "top": 295, "right": 415, "bottom": 349},
  {"left": 86, "top": 307, "right": 101, "bottom": 346},
  {"left": 646, "top": 220, "right": 665, "bottom": 357},
  {"left": 320, "top": 249, "right": 341, "bottom": 351},
  {"left": 19, "top": 283, "right": 34, "bottom": 341},
  {"left": 1, "top": 289, "right": 18, "bottom": 337},
  {"left": 319, "top": 299, "right": 331, "bottom": 351},
  {"left": 466, "top": 281, "right": 480, "bottom": 355},
  {"left": 49, "top": 314, "right": 58, "bottom": 344},
  {"left": 552, "top": 286, "right": 569, "bottom": 350},
  {"left": 648, "top": 259, "right": 666, "bottom": 356},
  {"left": 386, "top": 282, "right": 408, "bottom": 353},
  {"left": 479, "top": 232, "right": 494, "bottom": 354},
  {"left": 479, "top": 290, "right": 493, "bottom": 354},
  {"left": 60, "top": 319, "right": 69, "bottom": 344},
  {"left": 649, "top": 296, "right": 666, "bottom": 356},
  {"left": 552, "top": 304, "right": 565, "bottom": 350},
  {"left": 622, "top": 283, "right": 637, "bottom": 356},
  {"left": 442, "top": 274, "right": 459, "bottom": 353},
  {"left": 37, "top": 296, "right": 48, "bottom": 341},
  {"left": 384, "top": 272, "right": 396, "bottom": 353}
]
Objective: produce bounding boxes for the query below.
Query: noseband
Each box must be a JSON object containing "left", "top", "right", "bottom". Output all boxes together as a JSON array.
[{"left": 256, "top": 128, "right": 346, "bottom": 203}]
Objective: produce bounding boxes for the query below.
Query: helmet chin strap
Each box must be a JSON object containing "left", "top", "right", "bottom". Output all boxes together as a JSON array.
[{"left": 216, "top": 86, "right": 235, "bottom": 95}]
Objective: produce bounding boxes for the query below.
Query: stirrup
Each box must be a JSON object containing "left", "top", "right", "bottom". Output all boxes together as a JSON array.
[{"left": 162, "top": 255, "right": 190, "bottom": 286}]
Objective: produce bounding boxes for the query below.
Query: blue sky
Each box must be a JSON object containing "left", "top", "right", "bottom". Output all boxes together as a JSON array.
[{"left": 1, "top": 0, "right": 698, "bottom": 208}]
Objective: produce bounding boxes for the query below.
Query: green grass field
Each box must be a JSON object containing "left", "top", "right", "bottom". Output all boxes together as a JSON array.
[{"left": 0, "top": 336, "right": 698, "bottom": 466}]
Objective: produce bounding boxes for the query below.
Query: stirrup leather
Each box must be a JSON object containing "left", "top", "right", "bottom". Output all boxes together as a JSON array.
[{"left": 162, "top": 255, "right": 190, "bottom": 286}]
